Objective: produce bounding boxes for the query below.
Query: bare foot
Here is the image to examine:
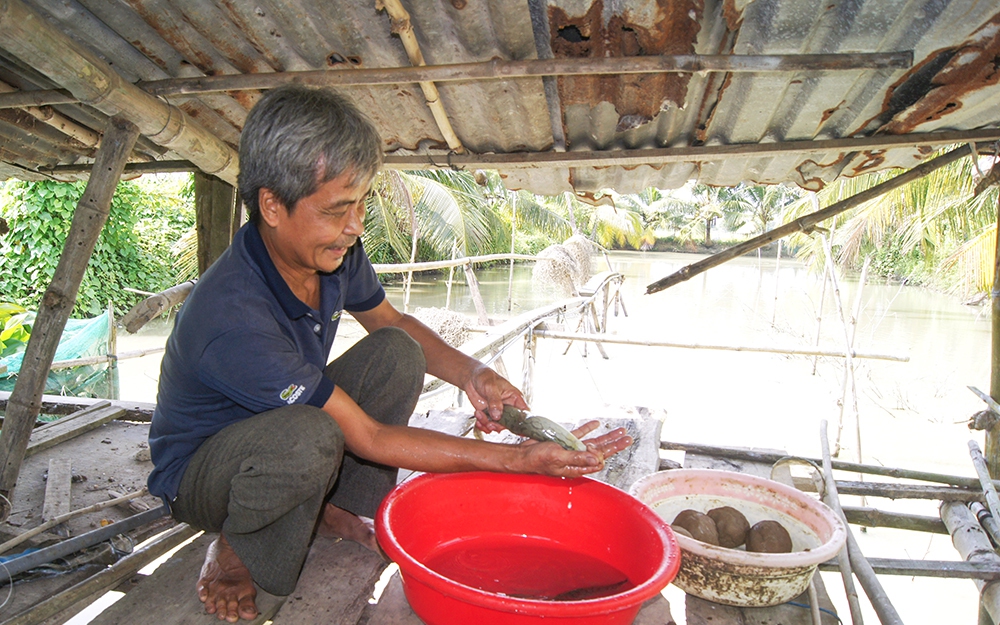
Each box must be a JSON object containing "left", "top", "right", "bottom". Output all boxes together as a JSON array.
[
  {"left": 198, "top": 534, "right": 258, "bottom": 622},
  {"left": 317, "top": 503, "right": 379, "bottom": 552}
]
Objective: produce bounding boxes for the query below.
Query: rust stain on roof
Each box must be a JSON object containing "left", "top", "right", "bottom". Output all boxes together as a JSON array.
[
  {"left": 873, "top": 11, "right": 1000, "bottom": 135},
  {"left": 549, "top": 0, "right": 701, "bottom": 139}
]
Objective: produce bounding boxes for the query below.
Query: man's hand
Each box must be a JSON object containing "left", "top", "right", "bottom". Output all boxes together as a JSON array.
[
  {"left": 518, "top": 421, "right": 633, "bottom": 478},
  {"left": 464, "top": 365, "right": 528, "bottom": 433}
]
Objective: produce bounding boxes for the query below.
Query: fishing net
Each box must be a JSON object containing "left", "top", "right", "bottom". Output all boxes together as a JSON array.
[
  {"left": 412, "top": 307, "right": 470, "bottom": 347},
  {"left": 532, "top": 236, "right": 595, "bottom": 296},
  {"left": 0, "top": 311, "right": 117, "bottom": 398}
]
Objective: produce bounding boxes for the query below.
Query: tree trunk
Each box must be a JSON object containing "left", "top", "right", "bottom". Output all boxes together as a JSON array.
[{"left": 0, "top": 117, "right": 140, "bottom": 520}]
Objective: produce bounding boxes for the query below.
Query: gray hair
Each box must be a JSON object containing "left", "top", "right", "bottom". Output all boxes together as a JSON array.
[{"left": 238, "top": 85, "right": 383, "bottom": 224}]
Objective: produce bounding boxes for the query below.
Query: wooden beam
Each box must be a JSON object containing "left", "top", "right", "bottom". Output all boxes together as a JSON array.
[
  {"left": 0, "top": 0, "right": 237, "bottom": 183},
  {"left": 37, "top": 159, "right": 197, "bottom": 176},
  {"left": 195, "top": 172, "right": 237, "bottom": 274},
  {"left": 647, "top": 143, "right": 975, "bottom": 294},
  {"left": 0, "top": 391, "right": 156, "bottom": 422},
  {"left": 41, "top": 458, "right": 72, "bottom": 537},
  {"left": 0, "top": 116, "right": 139, "bottom": 522},
  {"left": 26, "top": 401, "right": 125, "bottom": 457}
]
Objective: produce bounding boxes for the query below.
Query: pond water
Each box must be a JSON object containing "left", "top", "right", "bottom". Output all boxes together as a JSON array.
[{"left": 116, "top": 250, "right": 991, "bottom": 624}]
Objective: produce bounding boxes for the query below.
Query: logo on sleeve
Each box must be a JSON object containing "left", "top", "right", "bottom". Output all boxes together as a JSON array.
[
  {"left": 280, "top": 384, "right": 306, "bottom": 404},
  {"left": 331, "top": 310, "right": 341, "bottom": 322}
]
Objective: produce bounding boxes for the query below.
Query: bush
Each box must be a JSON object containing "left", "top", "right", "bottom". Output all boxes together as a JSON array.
[{"left": 0, "top": 178, "right": 193, "bottom": 317}]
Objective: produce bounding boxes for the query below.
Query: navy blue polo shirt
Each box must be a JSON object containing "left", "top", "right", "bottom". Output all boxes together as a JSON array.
[{"left": 147, "top": 222, "right": 385, "bottom": 502}]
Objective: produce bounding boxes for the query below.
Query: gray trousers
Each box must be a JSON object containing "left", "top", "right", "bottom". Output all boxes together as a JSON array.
[{"left": 171, "top": 327, "right": 425, "bottom": 595}]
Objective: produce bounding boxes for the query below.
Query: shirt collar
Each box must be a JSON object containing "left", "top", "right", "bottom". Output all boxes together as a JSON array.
[{"left": 243, "top": 222, "right": 313, "bottom": 320}]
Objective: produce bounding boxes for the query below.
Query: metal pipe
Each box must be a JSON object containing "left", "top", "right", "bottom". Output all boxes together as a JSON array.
[
  {"left": 0, "top": 505, "right": 168, "bottom": 578},
  {"left": 132, "top": 52, "right": 912, "bottom": 97}
]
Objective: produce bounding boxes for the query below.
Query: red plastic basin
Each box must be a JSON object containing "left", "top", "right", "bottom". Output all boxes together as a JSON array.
[{"left": 376, "top": 472, "right": 681, "bottom": 625}]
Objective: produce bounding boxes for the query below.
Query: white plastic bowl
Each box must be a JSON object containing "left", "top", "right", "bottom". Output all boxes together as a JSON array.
[{"left": 629, "top": 468, "right": 846, "bottom": 607}]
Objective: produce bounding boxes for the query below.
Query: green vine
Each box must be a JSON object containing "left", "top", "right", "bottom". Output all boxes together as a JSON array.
[{"left": 0, "top": 178, "right": 193, "bottom": 318}]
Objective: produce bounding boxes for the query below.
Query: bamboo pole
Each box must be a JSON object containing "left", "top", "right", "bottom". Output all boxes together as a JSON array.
[
  {"left": 533, "top": 329, "right": 908, "bottom": 361},
  {"left": 45, "top": 346, "right": 165, "bottom": 371},
  {"left": 795, "top": 478, "right": 982, "bottom": 502},
  {"left": 0, "top": 505, "right": 168, "bottom": 579},
  {"left": 819, "top": 425, "right": 865, "bottom": 624},
  {"left": 0, "top": 0, "right": 238, "bottom": 183},
  {"left": 508, "top": 208, "right": 516, "bottom": 312},
  {"left": 821, "top": 420, "right": 904, "bottom": 625},
  {"left": 646, "top": 144, "right": 975, "bottom": 294},
  {"left": 812, "top": 198, "right": 832, "bottom": 375},
  {"left": 971, "top": 501, "right": 1000, "bottom": 547},
  {"left": 121, "top": 280, "right": 196, "bottom": 333},
  {"left": 970, "top": 441, "right": 1000, "bottom": 524},
  {"left": 841, "top": 506, "right": 948, "bottom": 535},
  {"left": 0, "top": 488, "right": 151, "bottom": 555},
  {"left": 771, "top": 239, "right": 782, "bottom": 325},
  {"left": 372, "top": 252, "right": 549, "bottom": 273},
  {"left": 659, "top": 440, "right": 996, "bottom": 489},
  {"left": 445, "top": 242, "right": 457, "bottom": 311},
  {"left": 971, "top": 385, "right": 1000, "bottom": 417},
  {"left": 379, "top": 0, "right": 463, "bottom": 153},
  {"left": 820, "top": 234, "right": 854, "bottom": 457},
  {"left": 0, "top": 117, "right": 139, "bottom": 521},
  {"left": 818, "top": 557, "right": 1000, "bottom": 580},
  {"left": 986, "top": 190, "right": 1000, "bottom": 478},
  {"left": 942, "top": 501, "right": 1000, "bottom": 622},
  {"left": 845, "top": 258, "right": 871, "bottom": 471}
]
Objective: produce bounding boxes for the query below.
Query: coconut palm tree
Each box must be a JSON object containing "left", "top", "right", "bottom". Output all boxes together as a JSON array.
[{"left": 785, "top": 149, "right": 998, "bottom": 298}]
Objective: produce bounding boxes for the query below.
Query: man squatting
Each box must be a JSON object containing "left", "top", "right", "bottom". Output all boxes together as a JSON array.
[{"left": 147, "top": 85, "right": 632, "bottom": 622}]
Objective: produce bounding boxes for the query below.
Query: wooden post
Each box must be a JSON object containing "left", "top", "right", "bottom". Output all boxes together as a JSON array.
[
  {"left": 987, "top": 192, "right": 1000, "bottom": 478},
  {"left": 821, "top": 420, "right": 904, "bottom": 625},
  {"left": 507, "top": 209, "right": 516, "bottom": 312},
  {"left": 445, "top": 242, "right": 457, "bottom": 311},
  {"left": 194, "top": 171, "right": 237, "bottom": 275},
  {"left": 0, "top": 116, "right": 139, "bottom": 520}
]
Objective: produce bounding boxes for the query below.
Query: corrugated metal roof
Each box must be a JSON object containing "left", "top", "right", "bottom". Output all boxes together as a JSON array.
[{"left": 0, "top": 0, "right": 998, "bottom": 194}]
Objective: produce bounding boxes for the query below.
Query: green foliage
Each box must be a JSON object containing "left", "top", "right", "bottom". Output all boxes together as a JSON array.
[
  {"left": 0, "top": 176, "right": 194, "bottom": 317},
  {"left": 787, "top": 149, "right": 999, "bottom": 297},
  {"left": 0, "top": 302, "right": 30, "bottom": 358}
]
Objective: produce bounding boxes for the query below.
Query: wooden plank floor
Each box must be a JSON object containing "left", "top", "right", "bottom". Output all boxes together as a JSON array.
[{"left": 4, "top": 407, "right": 668, "bottom": 623}]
